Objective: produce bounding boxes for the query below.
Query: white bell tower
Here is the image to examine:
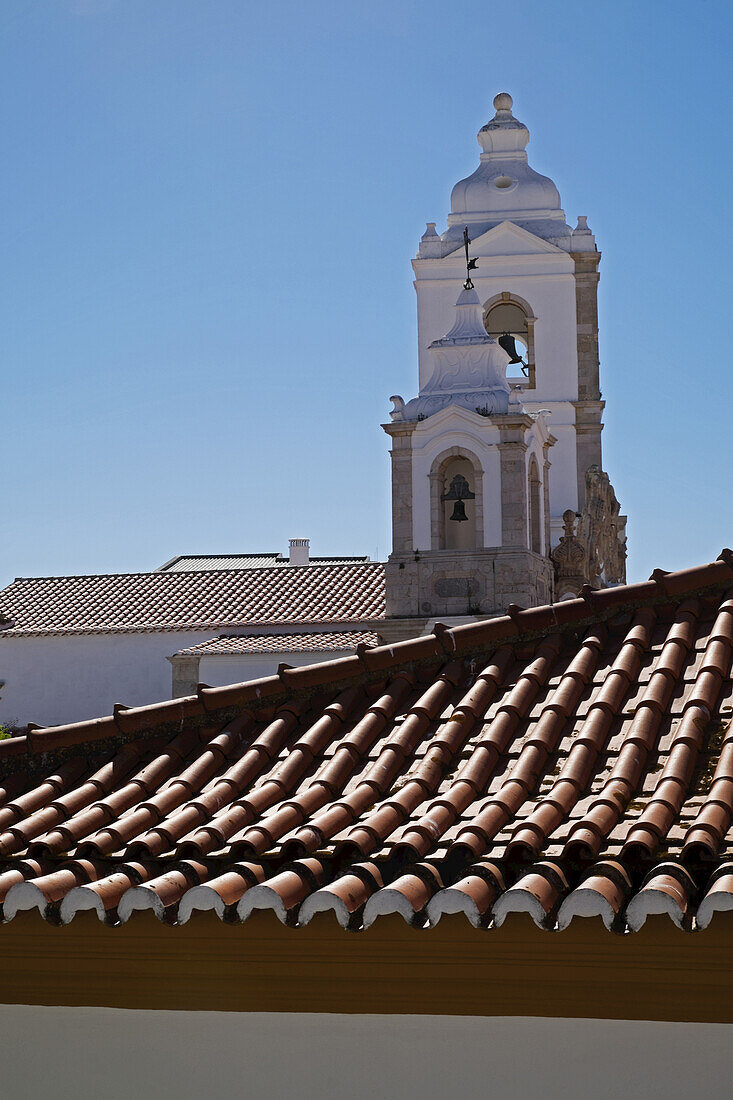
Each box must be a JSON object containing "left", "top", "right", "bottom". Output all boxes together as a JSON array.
[{"left": 382, "top": 93, "right": 626, "bottom": 636}]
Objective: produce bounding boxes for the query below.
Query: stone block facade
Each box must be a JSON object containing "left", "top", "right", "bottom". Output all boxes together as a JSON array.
[{"left": 384, "top": 547, "right": 553, "bottom": 631}]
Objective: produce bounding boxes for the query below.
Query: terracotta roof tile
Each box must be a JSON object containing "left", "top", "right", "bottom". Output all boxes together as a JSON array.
[
  {"left": 0, "top": 564, "right": 385, "bottom": 636},
  {"left": 2, "top": 553, "right": 733, "bottom": 933},
  {"left": 173, "top": 630, "right": 379, "bottom": 656}
]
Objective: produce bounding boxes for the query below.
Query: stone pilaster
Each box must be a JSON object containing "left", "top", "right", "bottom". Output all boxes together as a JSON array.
[
  {"left": 168, "top": 655, "right": 200, "bottom": 699},
  {"left": 542, "top": 444, "right": 552, "bottom": 553},
  {"left": 383, "top": 423, "right": 415, "bottom": 554},
  {"left": 573, "top": 400, "right": 604, "bottom": 510},
  {"left": 572, "top": 249, "right": 604, "bottom": 510},
  {"left": 496, "top": 414, "right": 532, "bottom": 548},
  {"left": 572, "top": 250, "right": 601, "bottom": 402}
]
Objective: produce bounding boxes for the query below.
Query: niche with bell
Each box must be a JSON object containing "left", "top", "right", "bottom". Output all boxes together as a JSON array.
[
  {"left": 484, "top": 297, "right": 536, "bottom": 387},
  {"left": 440, "top": 458, "right": 477, "bottom": 550}
]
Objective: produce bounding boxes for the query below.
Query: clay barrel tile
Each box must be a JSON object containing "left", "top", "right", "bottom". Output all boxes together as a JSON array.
[
  {"left": 2, "top": 859, "right": 102, "bottom": 921},
  {"left": 427, "top": 862, "right": 505, "bottom": 928},
  {"left": 492, "top": 862, "right": 570, "bottom": 929},
  {"left": 237, "top": 858, "right": 326, "bottom": 924},
  {"left": 178, "top": 863, "right": 265, "bottom": 923},
  {"left": 362, "top": 863, "right": 442, "bottom": 929},
  {"left": 27, "top": 716, "right": 118, "bottom": 755},
  {"left": 0, "top": 735, "right": 30, "bottom": 762},
  {"left": 696, "top": 864, "right": 733, "bottom": 929},
  {"left": 197, "top": 674, "right": 285, "bottom": 712},
  {"left": 277, "top": 654, "right": 363, "bottom": 691},
  {"left": 449, "top": 615, "right": 518, "bottom": 656},
  {"left": 625, "top": 863, "right": 696, "bottom": 931},
  {"left": 660, "top": 561, "right": 732, "bottom": 597},
  {"left": 557, "top": 861, "right": 633, "bottom": 931},
  {"left": 299, "top": 863, "right": 383, "bottom": 929},
  {"left": 58, "top": 862, "right": 151, "bottom": 924},
  {"left": 117, "top": 861, "right": 208, "bottom": 924},
  {"left": 0, "top": 759, "right": 88, "bottom": 831}
]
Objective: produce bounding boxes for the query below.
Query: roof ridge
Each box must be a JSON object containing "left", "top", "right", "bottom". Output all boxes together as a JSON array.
[
  {"left": 169, "top": 552, "right": 283, "bottom": 558},
  {"left": 3, "top": 552, "right": 732, "bottom": 768},
  {"left": 210, "top": 628, "right": 379, "bottom": 639},
  {"left": 7, "top": 560, "right": 383, "bottom": 585},
  {"left": 174, "top": 629, "right": 381, "bottom": 656}
]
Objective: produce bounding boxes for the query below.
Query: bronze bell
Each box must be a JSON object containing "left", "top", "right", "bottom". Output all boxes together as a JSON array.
[
  {"left": 449, "top": 499, "right": 468, "bottom": 523},
  {"left": 498, "top": 332, "right": 525, "bottom": 365}
]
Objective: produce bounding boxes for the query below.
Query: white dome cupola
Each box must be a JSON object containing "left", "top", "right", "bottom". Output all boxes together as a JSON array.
[{"left": 447, "top": 93, "right": 570, "bottom": 246}]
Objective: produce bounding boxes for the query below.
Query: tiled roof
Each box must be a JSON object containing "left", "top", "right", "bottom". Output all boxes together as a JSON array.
[
  {"left": 158, "top": 554, "right": 371, "bottom": 572},
  {"left": 175, "top": 631, "right": 380, "bottom": 656},
  {"left": 0, "top": 564, "right": 385, "bottom": 636},
  {"left": 2, "top": 553, "right": 733, "bottom": 934}
]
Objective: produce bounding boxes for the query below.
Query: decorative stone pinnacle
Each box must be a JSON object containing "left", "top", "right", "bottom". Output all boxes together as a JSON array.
[
  {"left": 493, "top": 92, "right": 513, "bottom": 112},
  {"left": 562, "top": 509, "right": 578, "bottom": 538}
]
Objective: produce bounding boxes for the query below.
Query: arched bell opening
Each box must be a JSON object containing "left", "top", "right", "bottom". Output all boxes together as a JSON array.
[
  {"left": 528, "top": 456, "right": 542, "bottom": 555},
  {"left": 429, "top": 449, "right": 484, "bottom": 551},
  {"left": 483, "top": 293, "right": 537, "bottom": 389}
]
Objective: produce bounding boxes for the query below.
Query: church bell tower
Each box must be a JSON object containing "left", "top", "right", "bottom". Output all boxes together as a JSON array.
[{"left": 382, "top": 93, "right": 626, "bottom": 638}]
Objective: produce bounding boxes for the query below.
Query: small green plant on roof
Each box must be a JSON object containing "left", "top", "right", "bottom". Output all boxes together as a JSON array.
[{"left": 0, "top": 725, "right": 11, "bottom": 741}]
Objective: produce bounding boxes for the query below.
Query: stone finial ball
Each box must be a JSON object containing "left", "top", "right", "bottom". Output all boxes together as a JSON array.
[{"left": 493, "top": 92, "right": 513, "bottom": 111}]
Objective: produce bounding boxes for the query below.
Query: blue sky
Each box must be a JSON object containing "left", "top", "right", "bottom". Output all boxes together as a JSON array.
[{"left": 1, "top": 0, "right": 731, "bottom": 588}]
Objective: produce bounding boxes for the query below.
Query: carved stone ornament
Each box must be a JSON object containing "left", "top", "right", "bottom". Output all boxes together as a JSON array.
[
  {"left": 551, "top": 466, "right": 627, "bottom": 597},
  {"left": 551, "top": 509, "right": 587, "bottom": 599},
  {"left": 580, "top": 465, "right": 627, "bottom": 588}
]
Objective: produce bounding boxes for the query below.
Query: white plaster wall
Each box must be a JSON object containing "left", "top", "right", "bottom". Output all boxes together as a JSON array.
[
  {"left": 410, "top": 418, "right": 502, "bottom": 549},
  {"left": 199, "top": 651, "right": 350, "bottom": 685},
  {"left": 0, "top": 631, "right": 217, "bottom": 728},
  {"left": 0, "top": 1007, "right": 731, "bottom": 1100}
]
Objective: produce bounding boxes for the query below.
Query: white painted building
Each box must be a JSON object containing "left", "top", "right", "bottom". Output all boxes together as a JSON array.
[{"left": 0, "top": 543, "right": 384, "bottom": 729}]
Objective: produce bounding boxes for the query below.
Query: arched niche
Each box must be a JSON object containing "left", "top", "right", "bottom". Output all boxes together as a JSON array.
[
  {"left": 429, "top": 447, "right": 484, "bottom": 551},
  {"left": 528, "top": 455, "right": 542, "bottom": 555},
  {"left": 483, "top": 292, "right": 537, "bottom": 389}
]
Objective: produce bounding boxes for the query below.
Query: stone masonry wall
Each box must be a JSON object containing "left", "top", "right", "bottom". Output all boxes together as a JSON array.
[{"left": 385, "top": 548, "right": 554, "bottom": 624}]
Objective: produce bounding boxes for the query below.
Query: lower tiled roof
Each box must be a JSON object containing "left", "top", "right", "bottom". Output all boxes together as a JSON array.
[
  {"left": 175, "top": 631, "right": 380, "bottom": 656},
  {"left": 0, "top": 563, "right": 385, "bottom": 636},
  {"left": 2, "top": 552, "right": 733, "bottom": 934},
  {"left": 159, "top": 554, "right": 371, "bottom": 572}
]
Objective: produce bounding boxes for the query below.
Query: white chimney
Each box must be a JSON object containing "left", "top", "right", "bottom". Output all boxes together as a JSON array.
[{"left": 289, "top": 538, "right": 310, "bottom": 566}]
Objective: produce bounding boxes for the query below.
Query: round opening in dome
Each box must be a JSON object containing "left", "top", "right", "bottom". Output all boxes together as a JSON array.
[{"left": 494, "top": 176, "right": 514, "bottom": 190}]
